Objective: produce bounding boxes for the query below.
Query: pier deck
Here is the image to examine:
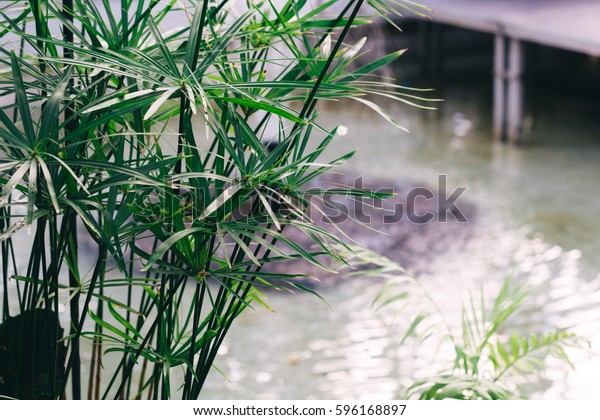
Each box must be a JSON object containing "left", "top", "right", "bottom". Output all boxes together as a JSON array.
[{"left": 417, "top": 0, "right": 600, "bottom": 142}]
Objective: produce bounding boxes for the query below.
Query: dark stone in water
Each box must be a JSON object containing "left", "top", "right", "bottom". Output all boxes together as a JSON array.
[{"left": 262, "top": 172, "right": 476, "bottom": 288}]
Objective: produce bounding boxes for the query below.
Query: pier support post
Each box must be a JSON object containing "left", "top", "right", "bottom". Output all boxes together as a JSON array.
[
  {"left": 419, "top": 21, "right": 444, "bottom": 80},
  {"left": 493, "top": 35, "right": 524, "bottom": 143},
  {"left": 507, "top": 38, "right": 524, "bottom": 143},
  {"left": 493, "top": 35, "right": 506, "bottom": 139}
]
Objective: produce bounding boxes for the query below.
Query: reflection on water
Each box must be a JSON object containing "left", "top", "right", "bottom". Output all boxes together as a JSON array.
[{"left": 200, "top": 76, "right": 600, "bottom": 399}]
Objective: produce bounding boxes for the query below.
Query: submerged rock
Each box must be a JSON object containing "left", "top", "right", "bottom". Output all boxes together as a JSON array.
[{"left": 263, "top": 172, "right": 476, "bottom": 288}]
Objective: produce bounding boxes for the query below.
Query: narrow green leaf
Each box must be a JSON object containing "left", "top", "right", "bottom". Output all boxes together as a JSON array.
[
  {"left": 338, "top": 49, "right": 407, "bottom": 82},
  {"left": 39, "top": 70, "right": 72, "bottom": 142},
  {"left": 496, "top": 341, "right": 510, "bottom": 364},
  {"left": 144, "top": 86, "right": 178, "bottom": 120},
  {"left": 221, "top": 224, "right": 261, "bottom": 267},
  {"left": 1, "top": 160, "right": 31, "bottom": 201},
  {"left": 509, "top": 332, "right": 520, "bottom": 359},
  {"left": 401, "top": 313, "right": 427, "bottom": 344},
  {"left": 89, "top": 310, "right": 139, "bottom": 344},
  {"left": 255, "top": 187, "right": 281, "bottom": 231},
  {"left": 35, "top": 156, "right": 61, "bottom": 213},
  {"left": 82, "top": 88, "right": 164, "bottom": 114},
  {"left": 147, "top": 18, "right": 180, "bottom": 76},
  {"left": 107, "top": 302, "right": 143, "bottom": 340},
  {"left": 198, "top": 183, "right": 242, "bottom": 221},
  {"left": 350, "top": 96, "right": 409, "bottom": 132},
  {"left": 218, "top": 96, "right": 306, "bottom": 123},
  {"left": 142, "top": 226, "right": 207, "bottom": 271},
  {"left": 10, "top": 50, "right": 36, "bottom": 147}
]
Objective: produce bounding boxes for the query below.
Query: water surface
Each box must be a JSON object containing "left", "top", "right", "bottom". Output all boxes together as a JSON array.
[{"left": 200, "top": 69, "right": 600, "bottom": 399}]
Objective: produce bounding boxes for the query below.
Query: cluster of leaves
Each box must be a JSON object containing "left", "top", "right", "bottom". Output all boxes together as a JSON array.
[
  {"left": 0, "top": 0, "right": 433, "bottom": 399},
  {"left": 346, "top": 247, "right": 589, "bottom": 399}
]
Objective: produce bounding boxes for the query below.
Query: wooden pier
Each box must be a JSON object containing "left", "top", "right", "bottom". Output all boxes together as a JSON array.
[{"left": 416, "top": 0, "right": 600, "bottom": 142}]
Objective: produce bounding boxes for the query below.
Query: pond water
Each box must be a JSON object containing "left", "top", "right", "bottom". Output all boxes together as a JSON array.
[{"left": 200, "top": 59, "right": 600, "bottom": 399}]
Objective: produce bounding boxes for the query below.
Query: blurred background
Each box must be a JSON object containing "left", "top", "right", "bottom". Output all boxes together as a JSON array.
[{"left": 199, "top": 1, "right": 600, "bottom": 399}]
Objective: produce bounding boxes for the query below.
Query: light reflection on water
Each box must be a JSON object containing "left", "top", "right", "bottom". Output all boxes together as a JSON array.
[{"left": 201, "top": 82, "right": 600, "bottom": 399}]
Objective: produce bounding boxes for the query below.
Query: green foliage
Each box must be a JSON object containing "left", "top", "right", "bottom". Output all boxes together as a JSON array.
[
  {"left": 346, "top": 247, "right": 590, "bottom": 399},
  {"left": 0, "top": 0, "right": 432, "bottom": 399}
]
